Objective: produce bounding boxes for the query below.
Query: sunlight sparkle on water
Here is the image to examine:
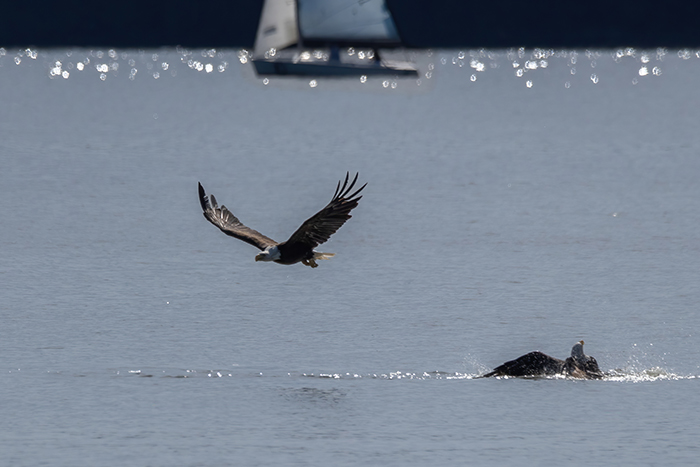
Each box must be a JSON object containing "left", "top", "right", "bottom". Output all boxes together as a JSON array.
[
  {"left": 6, "top": 46, "right": 700, "bottom": 87},
  {"left": 525, "top": 60, "right": 538, "bottom": 70},
  {"left": 49, "top": 61, "right": 62, "bottom": 77},
  {"left": 678, "top": 49, "right": 692, "bottom": 60},
  {"left": 302, "top": 371, "right": 476, "bottom": 380}
]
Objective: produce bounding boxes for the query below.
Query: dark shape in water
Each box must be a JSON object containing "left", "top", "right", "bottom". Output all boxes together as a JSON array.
[{"left": 483, "top": 341, "right": 603, "bottom": 379}]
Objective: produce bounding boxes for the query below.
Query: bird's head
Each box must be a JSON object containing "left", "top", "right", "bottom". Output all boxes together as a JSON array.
[
  {"left": 255, "top": 245, "right": 281, "bottom": 262},
  {"left": 571, "top": 340, "right": 586, "bottom": 362},
  {"left": 254, "top": 252, "right": 268, "bottom": 262}
]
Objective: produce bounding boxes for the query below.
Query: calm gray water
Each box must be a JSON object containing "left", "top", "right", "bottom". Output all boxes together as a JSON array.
[{"left": 2, "top": 47, "right": 700, "bottom": 466}]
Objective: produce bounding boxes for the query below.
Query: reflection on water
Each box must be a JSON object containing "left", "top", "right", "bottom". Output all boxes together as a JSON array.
[
  {"left": 30, "top": 366, "right": 689, "bottom": 382},
  {"left": 281, "top": 387, "right": 346, "bottom": 407}
]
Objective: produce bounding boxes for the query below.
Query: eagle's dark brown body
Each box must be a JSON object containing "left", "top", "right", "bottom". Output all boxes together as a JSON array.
[{"left": 483, "top": 341, "right": 603, "bottom": 379}]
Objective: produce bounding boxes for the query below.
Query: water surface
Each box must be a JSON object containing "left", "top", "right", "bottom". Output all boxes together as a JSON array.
[{"left": 1, "top": 47, "right": 699, "bottom": 466}]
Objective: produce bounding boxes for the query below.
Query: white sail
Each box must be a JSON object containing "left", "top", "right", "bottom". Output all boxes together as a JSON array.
[
  {"left": 254, "top": 0, "right": 299, "bottom": 56},
  {"left": 297, "top": 0, "right": 400, "bottom": 44}
]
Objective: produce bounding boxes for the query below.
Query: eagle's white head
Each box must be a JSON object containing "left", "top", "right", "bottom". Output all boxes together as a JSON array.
[
  {"left": 255, "top": 245, "right": 281, "bottom": 262},
  {"left": 570, "top": 340, "right": 586, "bottom": 363}
]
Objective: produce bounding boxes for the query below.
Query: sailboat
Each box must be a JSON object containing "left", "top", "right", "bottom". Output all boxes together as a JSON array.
[{"left": 252, "top": 0, "right": 418, "bottom": 77}]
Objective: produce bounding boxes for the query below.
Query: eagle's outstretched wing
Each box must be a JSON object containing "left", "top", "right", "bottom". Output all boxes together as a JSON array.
[
  {"left": 284, "top": 172, "right": 366, "bottom": 249},
  {"left": 198, "top": 182, "right": 277, "bottom": 251},
  {"left": 483, "top": 351, "right": 566, "bottom": 377}
]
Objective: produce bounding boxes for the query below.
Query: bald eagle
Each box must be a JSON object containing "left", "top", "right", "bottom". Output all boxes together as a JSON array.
[
  {"left": 483, "top": 341, "right": 603, "bottom": 379},
  {"left": 198, "top": 173, "right": 366, "bottom": 268}
]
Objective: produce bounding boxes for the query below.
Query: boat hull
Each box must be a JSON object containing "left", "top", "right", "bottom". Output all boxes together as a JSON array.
[{"left": 252, "top": 59, "right": 418, "bottom": 77}]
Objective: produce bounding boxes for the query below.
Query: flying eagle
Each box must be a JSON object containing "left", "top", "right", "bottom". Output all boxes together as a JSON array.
[{"left": 198, "top": 173, "right": 366, "bottom": 268}]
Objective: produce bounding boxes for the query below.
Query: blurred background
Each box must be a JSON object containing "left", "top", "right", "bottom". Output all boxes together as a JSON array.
[{"left": 2, "top": 0, "right": 700, "bottom": 49}]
